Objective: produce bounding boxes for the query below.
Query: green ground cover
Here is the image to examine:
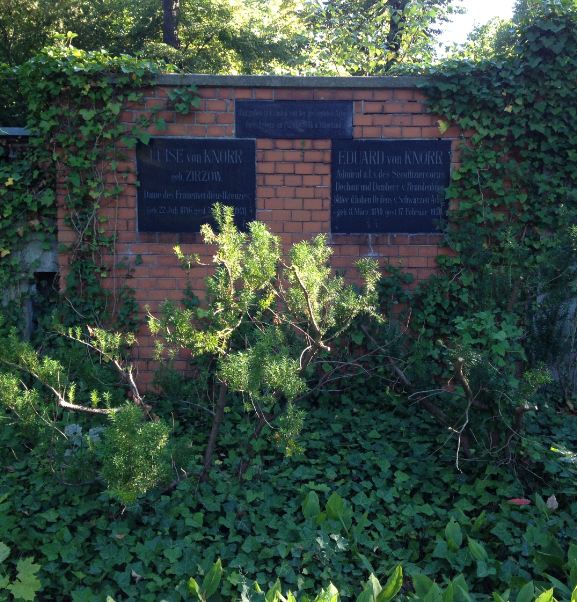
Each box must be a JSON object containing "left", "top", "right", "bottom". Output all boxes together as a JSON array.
[{"left": 2, "top": 386, "right": 576, "bottom": 600}]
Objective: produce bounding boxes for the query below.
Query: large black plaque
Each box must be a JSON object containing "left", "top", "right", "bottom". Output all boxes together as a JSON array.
[
  {"left": 331, "top": 139, "right": 451, "bottom": 233},
  {"left": 236, "top": 101, "right": 353, "bottom": 139},
  {"left": 137, "top": 138, "right": 256, "bottom": 232}
]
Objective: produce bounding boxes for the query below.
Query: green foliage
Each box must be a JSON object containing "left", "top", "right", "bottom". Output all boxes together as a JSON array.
[
  {"left": 1, "top": 384, "right": 577, "bottom": 599},
  {"left": 374, "top": 3, "right": 577, "bottom": 461},
  {"left": 99, "top": 405, "right": 172, "bottom": 504},
  {"left": 0, "top": 0, "right": 307, "bottom": 80},
  {"left": 0, "top": 543, "right": 42, "bottom": 601},
  {"left": 151, "top": 204, "right": 380, "bottom": 460},
  {"left": 301, "top": 0, "right": 460, "bottom": 75},
  {"left": 0, "top": 37, "right": 200, "bottom": 337}
]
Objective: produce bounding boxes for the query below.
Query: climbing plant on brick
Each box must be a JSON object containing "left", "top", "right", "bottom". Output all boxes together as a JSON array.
[
  {"left": 398, "top": 2, "right": 577, "bottom": 460},
  {"left": 1, "top": 33, "right": 199, "bottom": 333}
]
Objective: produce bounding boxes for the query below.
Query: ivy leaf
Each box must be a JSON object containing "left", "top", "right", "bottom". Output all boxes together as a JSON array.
[
  {"left": 467, "top": 537, "right": 488, "bottom": 561},
  {"left": 78, "top": 109, "right": 96, "bottom": 121},
  {"left": 445, "top": 519, "right": 463, "bottom": 549},
  {"left": 7, "top": 557, "right": 41, "bottom": 601},
  {"left": 0, "top": 541, "right": 10, "bottom": 563},
  {"left": 438, "top": 120, "right": 450, "bottom": 134},
  {"left": 516, "top": 582, "right": 535, "bottom": 602},
  {"left": 302, "top": 491, "right": 321, "bottom": 519}
]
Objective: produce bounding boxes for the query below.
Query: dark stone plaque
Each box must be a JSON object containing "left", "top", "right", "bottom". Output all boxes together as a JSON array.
[
  {"left": 235, "top": 100, "right": 353, "bottom": 139},
  {"left": 331, "top": 139, "right": 452, "bottom": 233},
  {"left": 137, "top": 138, "right": 255, "bottom": 232}
]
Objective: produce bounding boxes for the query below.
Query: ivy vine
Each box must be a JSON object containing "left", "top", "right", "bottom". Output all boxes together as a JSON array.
[
  {"left": 393, "top": 4, "right": 577, "bottom": 458},
  {"left": 0, "top": 34, "right": 199, "bottom": 335}
]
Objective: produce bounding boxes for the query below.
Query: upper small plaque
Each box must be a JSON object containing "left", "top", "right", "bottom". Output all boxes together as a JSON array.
[
  {"left": 137, "top": 138, "right": 255, "bottom": 233},
  {"left": 235, "top": 100, "right": 353, "bottom": 139}
]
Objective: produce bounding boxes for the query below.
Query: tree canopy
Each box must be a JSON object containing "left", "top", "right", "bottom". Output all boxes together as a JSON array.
[{"left": 0, "top": 0, "right": 463, "bottom": 75}]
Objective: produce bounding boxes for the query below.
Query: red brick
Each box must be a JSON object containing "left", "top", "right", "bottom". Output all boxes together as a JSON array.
[
  {"left": 188, "top": 125, "right": 209, "bottom": 136},
  {"left": 371, "top": 90, "right": 395, "bottom": 101},
  {"left": 421, "top": 127, "right": 442, "bottom": 137},
  {"left": 297, "top": 187, "right": 317, "bottom": 199},
  {"left": 284, "top": 175, "right": 303, "bottom": 186},
  {"left": 276, "top": 187, "right": 296, "bottom": 198},
  {"left": 390, "top": 115, "right": 413, "bottom": 126},
  {"left": 263, "top": 150, "right": 283, "bottom": 161},
  {"left": 303, "top": 198, "right": 324, "bottom": 210},
  {"left": 295, "top": 163, "right": 314, "bottom": 175},
  {"left": 412, "top": 114, "right": 436, "bottom": 126},
  {"left": 264, "top": 221, "right": 285, "bottom": 233},
  {"left": 352, "top": 91, "right": 373, "bottom": 100},
  {"left": 364, "top": 101, "right": 385, "bottom": 113},
  {"left": 354, "top": 114, "right": 375, "bottom": 126},
  {"left": 361, "top": 127, "right": 382, "bottom": 137},
  {"left": 393, "top": 89, "right": 416, "bottom": 100},
  {"left": 276, "top": 89, "right": 315, "bottom": 100},
  {"left": 275, "top": 163, "right": 295, "bottom": 174},
  {"left": 264, "top": 174, "right": 285, "bottom": 186},
  {"left": 302, "top": 221, "right": 327, "bottom": 233},
  {"left": 283, "top": 199, "right": 303, "bottom": 210},
  {"left": 418, "top": 246, "right": 439, "bottom": 257},
  {"left": 303, "top": 150, "right": 325, "bottom": 162},
  {"left": 303, "top": 175, "right": 323, "bottom": 186},
  {"left": 234, "top": 88, "right": 253, "bottom": 99},
  {"left": 381, "top": 127, "right": 403, "bottom": 138},
  {"left": 205, "top": 99, "right": 228, "bottom": 111},
  {"left": 255, "top": 89, "right": 274, "bottom": 99},
  {"left": 283, "top": 150, "right": 303, "bottom": 162},
  {"left": 264, "top": 198, "right": 285, "bottom": 210},
  {"left": 291, "top": 210, "right": 311, "bottom": 221},
  {"left": 216, "top": 113, "right": 234, "bottom": 124},
  {"left": 406, "top": 257, "right": 428, "bottom": 268},
  {"left": 207, "top": 125, "right": 233, "bottom": 136},
  {"left": 284, "top": 222, "right": 303, "bottom": 232}
]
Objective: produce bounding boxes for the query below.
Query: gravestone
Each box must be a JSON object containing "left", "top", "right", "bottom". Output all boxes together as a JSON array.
[
  {"left": 235, "top": 100, "right": 353, "bottom": 139},
  {"left": 137, "top": 137, "right": 256, "bottom": 232},
  {"left": 331, "top": 139, "right": 452, "bottom": 233}
]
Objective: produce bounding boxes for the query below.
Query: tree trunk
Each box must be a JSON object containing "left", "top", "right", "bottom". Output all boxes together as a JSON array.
[
  {"left": 200, "top": 382, "right": 228, "bottom": 481},
  {"left": 162, "top": 0, "right": 181, "bottom": 49},
  {"left": 382, "top": 0, "right": 409, "bottom": 71}
]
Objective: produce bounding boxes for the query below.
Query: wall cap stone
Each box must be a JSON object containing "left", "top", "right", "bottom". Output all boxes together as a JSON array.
[
  {"left": 153, "top": 73, "right": 427, "bottom": 88},
  {"left": 0, "top": 127, "right": 30, "bottom": 136}
]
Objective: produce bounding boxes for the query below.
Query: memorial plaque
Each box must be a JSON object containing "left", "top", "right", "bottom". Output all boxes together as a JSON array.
[
  {"left": 331, "top": 139, "right": 451, "bottom": 233},
  {"left": 137, "top": 138, "right": 255, "bottom": 232},
  {"left": 236, "top": 100, "right": 353, "bottom": 139}
]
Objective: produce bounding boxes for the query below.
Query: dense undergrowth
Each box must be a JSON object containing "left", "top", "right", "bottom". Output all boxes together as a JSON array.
[
  {"left": 2, "top": 383, "right": 577, "bottom": 601},
  {"left": 2, "top": 4, "right": 577, "bottom": 601}
]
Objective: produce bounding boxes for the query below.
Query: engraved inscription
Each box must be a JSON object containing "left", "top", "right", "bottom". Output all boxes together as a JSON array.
[
  {"left": 137, "top": 138, "right": 256, "bottom": 233},
  {"left": 236, "top": 101, "right": 353, "bottom": 139},
  {"left": 331, "top": 140, "right": 452, "bottom": 233}
]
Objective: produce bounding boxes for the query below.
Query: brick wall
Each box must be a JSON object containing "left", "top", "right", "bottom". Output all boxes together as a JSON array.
[{"left": 56, "top": 75, "right": 462, "bottom": 386}]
